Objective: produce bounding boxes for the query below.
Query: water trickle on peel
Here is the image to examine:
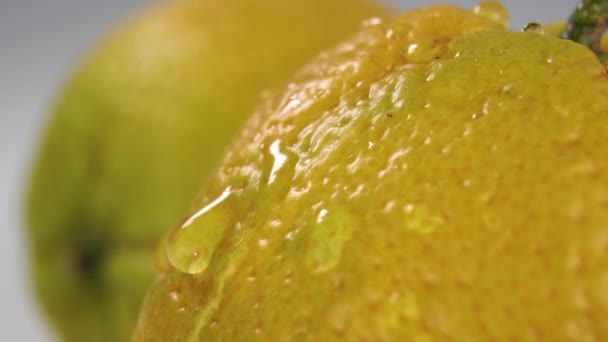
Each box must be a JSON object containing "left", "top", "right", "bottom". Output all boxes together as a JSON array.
[
  {"left": 472, "top": 1, "right": 509, "bottom": 28},
  {"left": 306, "top": 205, "right": 360, "bottom": 273},
  {"left": 262, "top": 138, "right": 297, "bottom": 198},
  {"left": 166, "top": 187, "right": 234, "bottom": 274},
  {"left": 253, "top": 138, "right": 299, "bottom": 230},
  {"left": 523, "top": 22, "right": 545, "bottom": 34}
]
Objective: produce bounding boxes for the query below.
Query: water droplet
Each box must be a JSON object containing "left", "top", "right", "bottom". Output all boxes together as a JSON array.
[
  {"left": 285, "top": 230, "right": 296, "bottom": 240},
  {"left": 317, "top": 209, "right": 328, "bottom": 223},
  {"left": 523, "top": 22, "right": 545, "bottom": 34},
  {"left": 405, "top": 38, "right": 448, "bottom": 63},
  {"left": 441, "top": 145, "right": 451, "bottom": 155},
  {"left": 482, "top": 100, "right": 491, "bottom": 115},
  {"left": 269, "top": 220, "right": 282, "bottom": 229},
  {"left": 279, "top": 96, "right": 301, "bottom": 115},
  {"left": 472, "top": 1, "right": 509, "bottom": 28},
  {"left": 463, "top": 123, "right": 473, "bottom": 136},
  {"left": 403, "top": 204, "right": 444, "bottom": 234},
  {"left": 288, "top": 180, "right": 311, "bottom": 199},
  {"left": 361, "top": 17, "right": 383, "bottom": 27},
  {"left": 408, "top": 43, "right": 419, "bottom": 55},
  {"left": 379, "top": 148, "right": 411, "bottom": 179},
  {"left": 167, "top": 187, "right": 234, "bottom": 274},
  {"left": 307, "top": 205, "right": 360, "bottom": 273},
  {"left": 381, "top": 202, "right": 396, "bottom": 215},
  {"left": 258, "top": 239, "right": 269, "bottom": 248}
]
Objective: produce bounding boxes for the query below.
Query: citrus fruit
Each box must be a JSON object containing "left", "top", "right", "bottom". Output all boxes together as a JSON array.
[{"left": 135, "top": 3, "right": 608, "bottom": 341}]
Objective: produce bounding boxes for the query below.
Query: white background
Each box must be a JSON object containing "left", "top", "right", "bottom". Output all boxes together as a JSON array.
[{"left": 0, "top": 0, "right": 578, "bottom": 340}]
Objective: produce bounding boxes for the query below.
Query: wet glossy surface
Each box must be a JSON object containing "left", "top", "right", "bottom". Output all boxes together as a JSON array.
[{"left": 136, "top": 4, "right": 608, "bottom": 341}]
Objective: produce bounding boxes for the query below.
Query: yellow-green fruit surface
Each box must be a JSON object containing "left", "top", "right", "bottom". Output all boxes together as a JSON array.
[
  {"left": 135, "top": 4, "right": 608, "bottom": 341},
  {"left": 25, "top": 0, "right": 386, "bottom": 341}
]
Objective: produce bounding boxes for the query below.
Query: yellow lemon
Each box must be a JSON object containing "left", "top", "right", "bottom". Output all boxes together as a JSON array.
[{"left": 135, "top": 3, "right": 608, "bottom": 341}]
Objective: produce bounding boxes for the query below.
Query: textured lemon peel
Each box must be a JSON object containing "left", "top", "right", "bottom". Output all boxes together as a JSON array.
[{"left": 137, "top": 5, "right": 608, "bottom": 341}]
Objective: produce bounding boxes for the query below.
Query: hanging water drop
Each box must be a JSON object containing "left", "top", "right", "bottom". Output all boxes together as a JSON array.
[
  {"left": 523, "top": 22, "right": 545, "bottom": 34},
  {"left": 166, "top": 187, "right": 234, "bottom": 274}
]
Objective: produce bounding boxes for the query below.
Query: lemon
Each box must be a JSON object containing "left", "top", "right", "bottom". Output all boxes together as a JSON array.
[
  {"left": 25, "top": 0, "right": 386, "bottom": 341},
  {"left": 135, "top": 3, "right": 608, "bottom": 341}
]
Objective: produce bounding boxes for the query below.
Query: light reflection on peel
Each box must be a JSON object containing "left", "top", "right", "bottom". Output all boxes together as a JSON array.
[{"left": 268, "top": 139, "right": 288, "bottom": 185}]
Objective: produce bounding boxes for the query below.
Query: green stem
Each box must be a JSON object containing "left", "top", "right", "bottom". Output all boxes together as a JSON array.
[{"left": 561, "top": 0, "right": 608, "bottom": 63}]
